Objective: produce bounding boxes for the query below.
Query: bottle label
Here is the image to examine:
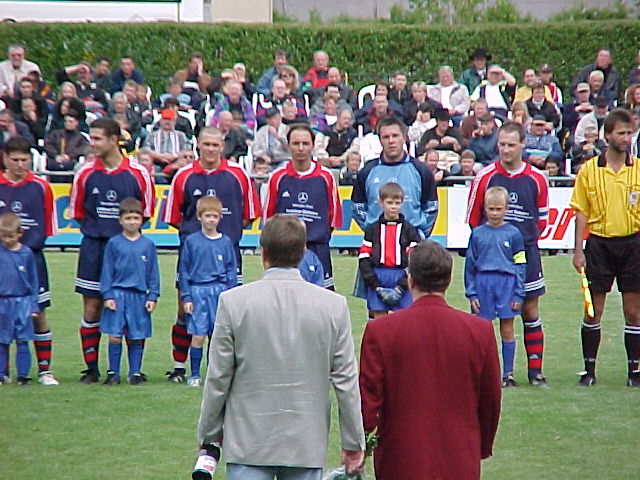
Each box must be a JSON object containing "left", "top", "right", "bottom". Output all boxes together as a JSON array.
[{"left": 194, "top": 454, "right": 217, "bottom": 473}]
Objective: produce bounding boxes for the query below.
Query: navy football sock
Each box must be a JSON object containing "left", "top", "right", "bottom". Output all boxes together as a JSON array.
[
  {"left": 0, "top": 343, "right": 8, "bottom": 377},
  {"left": 16, "top": 341, "right": 31, "bottom": 378},
  {"left": 190, "top": 347, "right": 203, "bottom": 378},
  {"left": 127, "top": 340, "right": 144, "bottom": 376},
  {"left": 501, "top": 340, "right": 516, "bottom": 378},
  {"left": 108, "top": 342, "right": 123, "bottom": 377}
]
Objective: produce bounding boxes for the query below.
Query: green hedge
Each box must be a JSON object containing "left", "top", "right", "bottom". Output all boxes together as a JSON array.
[{"left": 1, "top": 20, "right": 639, "bottom": 97}]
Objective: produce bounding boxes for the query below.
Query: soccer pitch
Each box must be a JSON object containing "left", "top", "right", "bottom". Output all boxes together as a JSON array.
[{"left": 1, "top": 251, "right": 638, "bottom": 479}]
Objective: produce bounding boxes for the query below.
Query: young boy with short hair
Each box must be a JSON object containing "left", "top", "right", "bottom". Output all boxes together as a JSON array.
[
  {"left": 179, "top": 196, "right": 237, "bottom": 386},
  {"left": 0, "top": 213, "right": 39, "bottom": 386},
  {"left": 464, "top": 186, "right": 527, "bottom": 387},
  {"left": 358, "top": 182, "right": 421, "bottom": 319},
  {"left": 100, "top": 198, "right": 160, "bottom": 385}
]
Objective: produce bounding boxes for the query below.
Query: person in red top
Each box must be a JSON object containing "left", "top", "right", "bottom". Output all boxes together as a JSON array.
[
  {"left": 302, "top": 50, "right": 330, "bottom": 93},
  {"left": 359, "top": 239, "right": 501, "bottom": 480},
  {"left": 69, "top": 117, "right": 154, "bottom": 384},
  {"left": 163, "top": 126, "right": 261, "bottom": 382},
  {"left": 264, "top": 124, "right": 341, "bottom": 289}
]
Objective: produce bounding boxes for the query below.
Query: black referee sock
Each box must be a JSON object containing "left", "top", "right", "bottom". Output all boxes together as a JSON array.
[
  {"left": 581, "top": 321, "right": 601, "bottom": 375},
  {"left": 624, "top": 324, "right": 640, "bottom": 374}
]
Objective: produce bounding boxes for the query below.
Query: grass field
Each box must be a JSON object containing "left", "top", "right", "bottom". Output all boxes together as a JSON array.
[{"left": 1, "top": 251, "right": 638, "bottom": 479}]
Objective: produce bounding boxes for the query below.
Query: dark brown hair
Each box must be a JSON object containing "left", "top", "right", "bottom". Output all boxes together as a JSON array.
[
  {"left": 408, "top": 240, "right": 453, "bottom": 293},
  {"left": 260, "top": 214, "right": 306, "bottom": 268}
]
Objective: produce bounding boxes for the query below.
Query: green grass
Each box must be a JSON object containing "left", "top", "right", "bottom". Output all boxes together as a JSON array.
[{"left": 1, "top": 251, "right": 638, "bottom": 479}]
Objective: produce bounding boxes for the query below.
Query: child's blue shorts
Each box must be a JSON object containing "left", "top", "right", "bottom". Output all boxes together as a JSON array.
[
  {"left": 187, "top": 283, "right": 225, "bottom": 336},
  {"left": 475, "top": 272, "right": 521, "bottom": 321},
  {"left": 0, "top": 296, "right": 35, "bottom": 344},
  {"left": 365, "top": 267, "right": 412, "bottom": 312},
  {"left": 100, "top": 288, "right": 152, "bottom": 340}
]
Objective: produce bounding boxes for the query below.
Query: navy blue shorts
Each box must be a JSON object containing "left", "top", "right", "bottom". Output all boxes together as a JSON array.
[
  {"left": 100, "top": 288, "right": 152, "bottom": 340},
  {"left": 474, "top": 272, "right": 521, "bottom": 321},
  {"left": 307, "top": 241, "right": 333, "bottom": 289},
  {"left": 0, "top": 296, "right": 35, "bottom": 344},
  {"left": 186, "top": 283, "right": 225, "bottom": 336},
  {"left": 75, "top": 237, "right": 108, "bottom": 298},
  {"left": 33, "top": 249, "right": 51, "bottom": 309},
  {"left": 366, "top": 267, "right": 412, "bottom": 312},
  {"left": 524, "top": 245, "right": 545, "bottom": 298}
]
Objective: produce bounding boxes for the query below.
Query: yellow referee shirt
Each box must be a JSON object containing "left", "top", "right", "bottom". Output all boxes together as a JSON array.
[{"left": 570, "top": 154, "right": 640, "bottom": 238}]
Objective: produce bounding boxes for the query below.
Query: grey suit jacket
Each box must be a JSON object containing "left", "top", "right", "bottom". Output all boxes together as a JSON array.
[{"left": 197, "top": 267, "right": 364, "bottom": 468}]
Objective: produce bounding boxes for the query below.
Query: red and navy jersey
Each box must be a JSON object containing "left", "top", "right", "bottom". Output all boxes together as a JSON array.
[
  {"left": 358, "top": 214, "right": 420, "bottom": 289},
  {"left": 69, "top": 157, "right": 154, "bottom": 239},
  {"left": 163, "top": 159, "right": 261, "bottom": 245},
  {"left": 264, "top": 161, "right": 341, "bottom": 243},
  {"left": 0, "top": 171, "right": 57, "bottom": 250},
  {"left": 466, "top": 161, "right": 548, "bottom": 247}
]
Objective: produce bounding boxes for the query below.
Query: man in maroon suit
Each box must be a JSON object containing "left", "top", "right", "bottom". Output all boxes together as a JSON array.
[{"left": 359, "top": 240, "right": 501, "bottom": 480}]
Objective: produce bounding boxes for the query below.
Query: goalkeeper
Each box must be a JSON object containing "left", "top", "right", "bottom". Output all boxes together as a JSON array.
[{"left": 358, "top": 182, "right": 421, "bottom": 319}]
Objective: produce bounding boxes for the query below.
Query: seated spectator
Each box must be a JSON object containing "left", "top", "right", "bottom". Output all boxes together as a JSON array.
[
  {"left": 232, "top": 63, "right": 255, "bottom": 98},
  {"left": 135, "top": 83, "right": 154, "bottom": 119},
  {"left": 356, "top": 94, "right": 399, "bottom": 135},
  {"left": 562, "top": 82, "right": 593, "bottom": 138},
  {"left": 468, "top": 112, "right": 498, "bottom": 165},
  {"left": 470, "top": 64, "right": 516, "bottom": 121},
  {"left": 574, "top": 96, "right": 609, "bottom": 145},
  {"left": 256, "top": 78, "right": 307, "bottom": 127},
  {"left": 217, "top": 110, "right": 248, "bottom": 161},
  {"left": 458, "top": 48, "right": 490, "bottom": 98},
  {"left": 539, "top": 64, "right": 562, "bottom": 104},
  {"left": 587, "top": 70, "right": 612, "bottom": 105},
  {"left": 523, "top": 115, "right": 563, "bottom": 169},
  {"left": 448, "top": 149, "right": 480, "bottom": 184},
  {"left": 162, "top": 148, "right": 196, "bottom": 181},
  {"left": 362, "top": 82, "right": 404, "bottom": 118},
  {"left": 172, "top": 52, "right": 211, "bottom": 108},
  {"left": 210, "top": 80, "right": 256, "bottom": 135},
  {"left": 0, "top": 109, "right": 35, "bottom": 151},
  {"left": 17, "top": 97, "right": 46, "bottom": 144},
  {"left": 302, "top": 50, "right": 330, "bottom": 93},
  {"left": 151, "top": 98, "right": 193, "bottom": 139},
  {"left": 627, "top": 49, "right": 640, "bottom": 88},
  {"left": 256, "top": 49, "right": 290, "bottom": 96},
  {"left": 314, "top": 108, "right": 359, "bottom": 168},
  {"left": 309, "top": 82, "right": 353, "bottom": 118},
  {"left": 143, "top": 108, "right": 191, "bottom": 182},
  {"left": 525, "top": 82, "right": 560, "bottom": 130},
  {"left": 625, "top": 83, "right": 640, "bottom": 114},
  {"left": 135, "top": 148, "right": 154, "bottom": 176},
  {"left": 514, "top": 68, "right": 554, "bottom": 103},
  {"left": 122, "top": 80, "right": 152, "bottom": 124},
  {"left": 4, "top": 78, "right": 49, "bottom": 121},
  {"left": 50, "top": 82, "right": 87, "bottom": 132},
  {"left": 544, "top": 159, "right": 564, "bottom": 186},
  {"left": 359, "top": 131, "right": 382, "bottom": 162},
  {"left": 112, "top": 113, "right": 137, "bottom": 154},
  {"left": 252, "top": 157, "right": 270, "bottom": 198},
  {"left": 407, "top": 103, "right": 436, "bottom": 143},
  {"left": 389, "top": 71, "right": 411, "bottom": 107},
  {"left": 282, "top": 99, "right": 308, "bottom": 125},
  {"left": 338, "top": 152, "right": 362, "bottom": 186},
  {"left": 155, "top": 80, "right": 192, "bottom": 110},
  {"left": 571, "top": 48, "right": 620, "bottom": 102},
  {"left": 55, "top": 61, "right": 109, "bottom": 115},
  {"left": 277, "top": 65, "right": 303, "bottom": 100},
  {"left": 422, "top": 149, "right": 448, "bottom": 184},
  {"left": 428, "top": 66, "right": 470, "bottom": 126},
  {"left": 24, "top": 70, "right": 55, "bottom": 114},
  {"left": 108, "top": 92, "right": 142, "bottom": 141},
  {"left": 460, "top": 98, "right": 494, "bottom": 141},
  {"left": 0, "top": 45, "right": 41, "bottom": 97},
  {"left": 310, "top": 95, "right": 338, "bottom": 133},
  {"left": 45, "top": 113, "right": 89, "bottom": 183},
  {"left": 311, "top": 68, "right": 357, "bottom": 110},
  {"left": 416, "top": 109, "right": 464, "bottom": 157},
  {"left": 510, "top": 101, "right": 531, "bottom": 131},
  {"left": 93, "top": 57, "right": 111, "bottom": 93},
  {"left": 206, "top": 68, "right": 237, "bottom": 101},
  {"left": 251, "top": 108, "right": 290, "bottom": 170},
  {"left": 111, "top": 56, "right": 144, "bottom": 94},
  {"left": 571, "top": 125, "right": 606, "bottom": 173}
]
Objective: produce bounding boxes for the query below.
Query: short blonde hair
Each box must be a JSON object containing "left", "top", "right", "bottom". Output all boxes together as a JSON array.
[
  {"left": 197, "top": 196, "right": 223, "bottom": 216},
  {"left": 484, "top": 186, "right": 509, "bottom": 206}
]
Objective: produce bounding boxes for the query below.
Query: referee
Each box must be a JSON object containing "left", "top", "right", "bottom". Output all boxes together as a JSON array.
[{"left": 570, "top": 108, "right": 640, "bottom": 387}]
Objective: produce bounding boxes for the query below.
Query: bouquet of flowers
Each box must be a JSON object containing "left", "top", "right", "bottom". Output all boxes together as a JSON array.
[{"left": 322, "top": 431, "right": 378, "bottom": 480}]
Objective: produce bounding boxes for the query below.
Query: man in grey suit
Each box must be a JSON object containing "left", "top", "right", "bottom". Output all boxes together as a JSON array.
[{"left": 197, "top": 214, "right": 365, "bottom": 480}]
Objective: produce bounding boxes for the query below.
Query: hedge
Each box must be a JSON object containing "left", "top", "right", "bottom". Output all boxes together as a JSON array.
[{"left": 1, "top": 20, "right": 639, "bottom": 97}]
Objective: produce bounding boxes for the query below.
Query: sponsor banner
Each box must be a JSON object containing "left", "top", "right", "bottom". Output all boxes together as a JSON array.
[{"left": 446, "top": 186, "right": 575, "bottom": 249}]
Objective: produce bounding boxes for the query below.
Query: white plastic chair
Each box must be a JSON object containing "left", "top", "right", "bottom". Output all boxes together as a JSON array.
[{"left": 358, "top": 85, "right": 376, "bottom": 109}]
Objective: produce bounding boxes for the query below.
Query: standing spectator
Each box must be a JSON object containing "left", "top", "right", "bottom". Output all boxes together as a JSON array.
[
  {"left": 0, "top": 45, "right": 40, "bottom": 98},
  {"left": 458, "top": 47, "right": 490, "bottom": 96},
  {"left": 388, "top": 70, "right": 411, "bottom": 107},
  {"left": 92, "top": 57, "right": 111, "bottom": 93},
  {"left": 256, "top": 49, "right": 290, "bottom": 97},
  {"left": 466, "top": 121, "right": 549, "bottom": 386},
  {"left": 359, "top": 239, "right": 501, "bottom": 480},
  {"left": 570, "top": 109, "right": 640, "bottom": 387},
  {"left": 428, "top": 66, "right": 470, "bottom": 126},
  {"left": 110, "top": 56, "right": 144, "bottom": 94},
  {"left": 470, "top": 64, "right": 516, "bottom": 121},
  {"left": 571, "top": 48, "right": 620, "bottom": 102},
  {"left": 252, "top": 108, "right": 290, "bottom": 170},
  {"left": 302, "top": 50, "right": 331, "bottom": 93},
  {"left": 264, "top": 124, "right": 341, "bottom": 290},
  {"left": 45, "top": 114, "right": 89, "bottom": 183},
  {"left": 196, "top": 214, "right": 365, "bottom": 478}
]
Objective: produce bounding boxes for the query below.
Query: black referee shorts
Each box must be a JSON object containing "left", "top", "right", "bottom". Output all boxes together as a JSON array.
[{"left": 585, "top": 233, "right": 640, "bottom": 293}]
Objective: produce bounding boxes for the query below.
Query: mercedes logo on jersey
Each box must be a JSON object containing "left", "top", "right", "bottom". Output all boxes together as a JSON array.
[
  {"left": 508, "top": 192, "right": 518, "bottom": 204},
  {"left": 297, "top": 192, "right": 309, "bottom": 203},
  {"left": 106, "top": 190, "right": 118, "bottom": 202},
  {"left": 11, "top": 200, "right": 22, "bottom": 213},
  {"left": 207, "top": 189, "right": 216, "bottom": 197}
]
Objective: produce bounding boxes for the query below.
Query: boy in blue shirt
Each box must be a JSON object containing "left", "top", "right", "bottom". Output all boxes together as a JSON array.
[
  {"left": 464, "top": 186, "right": 526, "bottom": 387},
  {"left": 179, "top": 196, "right": 237, "bottom": 386},
  {"left": 359, "top": 182, "right": 421, "bottom": 319},
  {"left": 100, "top": 198, "right": 160, "bottom": 386},
  {"left": 0, "top": 213, "right": 39, "bottom": 386}
]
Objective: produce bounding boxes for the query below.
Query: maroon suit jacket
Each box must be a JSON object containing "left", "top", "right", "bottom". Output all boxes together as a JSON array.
[{"left": 359, "top": 294, "right": 501, "bottom": 480}]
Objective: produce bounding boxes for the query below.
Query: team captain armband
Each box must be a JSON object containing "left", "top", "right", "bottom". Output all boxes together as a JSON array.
[{"left": 513, "top": 250, "right": 527, "bottom": 264}]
